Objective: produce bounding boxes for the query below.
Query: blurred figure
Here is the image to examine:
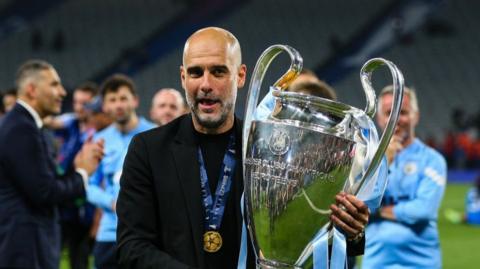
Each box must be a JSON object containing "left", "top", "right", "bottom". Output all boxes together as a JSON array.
[
  {"left": 362, "top": 86, "right": 447, "bottom": 269},
  {"left": 46, "top": 82, "right": 99, "bottom": 173},
  {"left": 84, "top": 96, "right": 113, "bottom": 132},
  {"left": 2, "top": 88, "right": 17, "bottom": 113},
  {"left": 87, "top": 74, "right": 154, "bottom": 269},
  {"left": 288, "top": 80, "right": 337, "bottom": 100},
  {"left": 288, "top": 68, "right": 321, "bottom": 90},
  {"left": 0, "top": 92, "right": 4, "bottom": 119},
  {"left": 0, "top": 59, "right": 104, "bottom": 269},
  {"left": 149, "top": 88, "right": 185, "bottom": 126},
  {"left": 44, "top": 82, "right": 99, "bottom": 269}
]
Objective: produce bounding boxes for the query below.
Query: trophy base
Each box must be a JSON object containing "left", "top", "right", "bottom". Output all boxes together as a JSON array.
[{"left": 257, "top": 258, "right": 301, "bottom": 269}]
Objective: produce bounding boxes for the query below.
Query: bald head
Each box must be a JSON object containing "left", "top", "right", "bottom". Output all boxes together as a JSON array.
[
  {"left": 180, "top": 27, "right": 246, "bottom": 134},
  {"left": 150, "top": 88, "right": 185, "bottom": 126},
  {"left": 183, "top": 27, "right": 242, "bottom": 68}
]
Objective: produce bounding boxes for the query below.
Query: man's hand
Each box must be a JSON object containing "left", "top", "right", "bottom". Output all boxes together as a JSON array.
[
  {"left": 74, "top": 137, "right": 105, "bottom": 175},
  {"left": 330, "top": 192, "right": 369, "bottom": 240}
]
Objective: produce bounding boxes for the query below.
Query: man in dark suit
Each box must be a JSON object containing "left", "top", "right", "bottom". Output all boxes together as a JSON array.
[
  {"left": 0, "top": 60, "right": 104, "bottom": 269},
  {"left": 116, "top": 27, "right": 369, "bottom": 268}
]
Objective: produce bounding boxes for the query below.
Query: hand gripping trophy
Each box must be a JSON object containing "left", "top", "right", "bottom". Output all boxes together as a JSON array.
[{"left": 242, "top": 45, "right": 404, "bottom": 269}]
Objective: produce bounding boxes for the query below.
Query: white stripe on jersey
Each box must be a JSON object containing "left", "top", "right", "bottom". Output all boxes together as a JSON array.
[{"left": 424, "top": 167, "right": 446, "bottom": 186}]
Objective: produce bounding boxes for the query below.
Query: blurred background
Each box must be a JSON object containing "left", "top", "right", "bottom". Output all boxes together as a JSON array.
[{"left": 0, "top": 0, "right": 479, "bottom": 268}]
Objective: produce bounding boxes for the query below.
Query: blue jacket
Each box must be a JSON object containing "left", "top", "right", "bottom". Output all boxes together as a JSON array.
[
  {"left": 87, "top": 117, "right": 154, "bottom": 242},
  {"left": 363, "top": 138, "right": 446, "bottom": 269},
  {"left": 0, "top": 103, "right": 85, "bottom": 269}
]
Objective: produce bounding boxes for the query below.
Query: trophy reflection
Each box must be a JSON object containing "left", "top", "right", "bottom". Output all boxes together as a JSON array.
[{"left": 242, "top": 45, "right": 404, "bottom": 269}]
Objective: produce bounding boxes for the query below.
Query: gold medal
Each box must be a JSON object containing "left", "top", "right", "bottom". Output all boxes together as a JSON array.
[{"left": 203, "top": 231, "right": 223, "bottom": 252}]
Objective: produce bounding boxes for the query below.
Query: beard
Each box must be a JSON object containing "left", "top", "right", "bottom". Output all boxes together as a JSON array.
[{"left": 187, "top": 92, "right": 235, "bottom": 130}]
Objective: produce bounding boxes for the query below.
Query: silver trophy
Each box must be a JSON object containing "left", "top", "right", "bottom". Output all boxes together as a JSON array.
[{"left": 242, "top": 45, "right": 404, "bottom": 269}]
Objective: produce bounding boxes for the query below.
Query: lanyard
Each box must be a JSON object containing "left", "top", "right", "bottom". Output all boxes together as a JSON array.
[{"left": 197, "top": 133, "right": 236, "bottom": 231}]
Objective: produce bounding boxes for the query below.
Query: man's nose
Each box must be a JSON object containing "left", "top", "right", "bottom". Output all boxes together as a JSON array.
[
  {"left": 59, "top": 85, "right": 66, "bottom": 97},
  {"left": 200, "top": 73, "right": 213, "bottom": 93}
]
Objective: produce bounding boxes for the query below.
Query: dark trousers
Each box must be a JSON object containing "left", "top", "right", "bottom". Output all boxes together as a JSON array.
[
  {"left": 62, "top": 222, "right": 93, "bottom": 269},
  {"left": 93, "top": 241, "right": 118, "bottom": 269}
]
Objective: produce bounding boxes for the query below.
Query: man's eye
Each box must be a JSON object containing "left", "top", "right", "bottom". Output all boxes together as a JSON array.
[
  {"left": 211, "top": 68, "right": 227, "bottom": 77},
  {"left": 188, "top": 68, "right": 203, "bottom": 78}
]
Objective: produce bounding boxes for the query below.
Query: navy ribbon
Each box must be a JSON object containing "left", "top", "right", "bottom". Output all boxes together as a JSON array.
[{"left": 198, "top": 134, "right": 236, "bottom": 231}]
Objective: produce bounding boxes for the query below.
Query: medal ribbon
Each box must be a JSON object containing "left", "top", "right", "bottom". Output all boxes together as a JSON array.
[
  {"left": 312, "top": 225, "right": 347, "bottom": 269},
  {"left": 198, "top": 134, "right": 236, "bottom": 231}
]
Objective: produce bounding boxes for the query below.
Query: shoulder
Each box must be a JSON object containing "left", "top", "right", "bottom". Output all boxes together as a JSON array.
[
  {"left": 0, "top": 107, "right": 36, "bottom": 137},
  {"left": 415, "top": 139, "right": 446, "bottom": 168},
  {"left": 138, "top": 117, "right": 156, "bottom": 130},
  {"left": 136, "top": 114, "right": 187, "bottom": 144},
  {"left": 94, "top": 124, "right": 117, "bottom": 140}
]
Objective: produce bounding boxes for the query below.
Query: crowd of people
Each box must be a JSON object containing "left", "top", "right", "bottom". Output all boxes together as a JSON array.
[{"left": 0, "top": 26, "right": 460, "bottom": 269}]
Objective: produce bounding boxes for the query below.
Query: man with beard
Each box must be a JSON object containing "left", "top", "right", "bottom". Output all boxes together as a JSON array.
[
  {"left": 87, "top": 74, "right": 154, "bottom": 269},
  {"left": 116, "top": 27, "right": 369, "bottom": 268},
  {"left": 362, "top": 86, "right": 446, "bottom": 269}
]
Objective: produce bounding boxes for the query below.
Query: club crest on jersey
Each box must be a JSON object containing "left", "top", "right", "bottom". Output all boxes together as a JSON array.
[{"left": 403, "top": 162, "right": 417, "bottom": 175}]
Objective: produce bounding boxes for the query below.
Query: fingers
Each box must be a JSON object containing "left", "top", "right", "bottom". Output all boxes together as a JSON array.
[
  {"left": 83, "top": 138, "right": 104, "bottom": 161},
  {"left": 330, "top": 205, "right": 360, "bottom": 236},
  {"left": 330, "top": 192, "right": 369, "bottom": 237}
]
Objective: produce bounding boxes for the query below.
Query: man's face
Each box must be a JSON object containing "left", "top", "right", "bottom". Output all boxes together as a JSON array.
[
  {"left": 73, "top": 90, "right": 94, "bottom": 121},
  {"left": 102, "top": 86, "right": 138, "bottom": 125},
  {"left": 377, "top": 93, "right": 419, "bottom": 143},
  {"left": 3, "top": 94, "right": 16, "bottom": 112},
  {"left": 181, "top": 38, "right": 246, "bottom": 131},
  {"left": 33, "top": 68, "right": 66, "bottom": 117},
  {"left": 150, "top": 91, "right": 183, "bottom": 126}
]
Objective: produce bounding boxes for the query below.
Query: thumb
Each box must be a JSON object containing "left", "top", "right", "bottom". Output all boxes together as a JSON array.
[{"left": 97, "top": 138, "right": 105, "bottom": 147}]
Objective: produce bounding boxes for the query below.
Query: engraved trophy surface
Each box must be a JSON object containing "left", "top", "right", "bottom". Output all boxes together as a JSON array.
[{"left": 242, "top": 45, "right": 404, "bottom": 269}]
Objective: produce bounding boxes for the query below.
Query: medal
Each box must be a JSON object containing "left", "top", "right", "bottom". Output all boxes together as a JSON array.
[{"left": 203, "top": 231, "right": 223, "bottom": 252}]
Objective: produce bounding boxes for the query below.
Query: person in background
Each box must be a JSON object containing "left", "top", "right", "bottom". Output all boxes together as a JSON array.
[
  {"left": 87, "top": 74, "right": 155, "bottom": 269},
  {"left": 0, "top": 92, "right": 5, "bottom": 120},
  {"left": 116, "top": 27, "right": 369, "bottom": 269},
  {"left": 84, "top": 95, "right": 113, "bottom": 132},
  {"left": 43, "top": 82, "right": 99, "bottom": 269},
  {"left": 2, "top": 88, "right": 17, "bottom": 113},
  {"left": 288, "top": 80, "right": 337, "bottom": 100},
  {"left": 149, "top": 88, "right": 186, "bottom": 126},
  {"left": 0, "top": 59, "right": 104, "bottom": 269},
  {"left": 362, "top": 85, "right": 447, "bottom": 269}
]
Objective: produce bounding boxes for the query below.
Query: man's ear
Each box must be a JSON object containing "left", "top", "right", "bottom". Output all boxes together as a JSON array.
[
  {"left": 24, "top": 83, "right": 36, "bottom": 99},
  {"left": 133, "top": 95, "right": 139, "bottom": 109},
  {"left": 237, "top": 64, "right": 247, "bottom": 89},
  {"left": 180, "top": 66, "right": 186, "bottom": 90}
]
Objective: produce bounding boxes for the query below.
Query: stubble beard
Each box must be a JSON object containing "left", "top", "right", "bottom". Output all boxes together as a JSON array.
[{"left": 187, "top": 95, "right": 234, "bottom": 130}]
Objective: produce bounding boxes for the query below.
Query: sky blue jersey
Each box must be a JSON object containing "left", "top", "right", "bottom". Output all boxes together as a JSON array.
[
  {"left": 363, "top": 138, "right": 447, "bottom": 269},
  {"left": 87, "top": 117, "right": 155, "bottom": 242}
]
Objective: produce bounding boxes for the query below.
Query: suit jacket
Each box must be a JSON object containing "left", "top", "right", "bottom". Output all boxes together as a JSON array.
[
  {"left": 116, "top": 114, "right": 364, "bottom": 269},
  {"left": 0, "top": 104, "right": 85, "bottom": 269},
  {"left": 117, "top": 114, "right": 254, "bottom": 269}
]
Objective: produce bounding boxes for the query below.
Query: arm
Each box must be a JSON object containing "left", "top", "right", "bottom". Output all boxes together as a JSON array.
[
  {"left": 6, "top": 123, "right": 85, "bottom": 206},
  {"left": 388, "top": 153, "right": 447, "bottom": 224},
  {"left": 116, "top": 135, "right": 195, "bottom": 269},
  {"left": 86, "top": 162, "right": 116, "bottom": 212},
  {"left": 43, "top": 113, "right": 74, "bottom": 130}
]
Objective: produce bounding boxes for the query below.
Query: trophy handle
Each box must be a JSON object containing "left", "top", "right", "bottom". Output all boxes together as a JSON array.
[
  {"left": 242, "top": 45, "right": 303, "bottom": 160},
  {"left": 353, "top": 58, "right": 404, "bottom": 195}
]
